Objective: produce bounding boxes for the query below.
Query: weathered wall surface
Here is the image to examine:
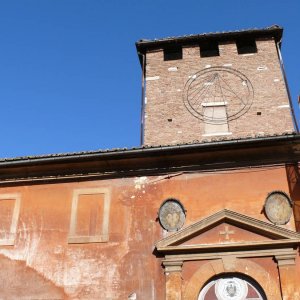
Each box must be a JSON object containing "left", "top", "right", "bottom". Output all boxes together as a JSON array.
[
  {"left": 287, "top": 163, "right": 300, "bottom": 231},
  {"left": 144, "top": 38, "right": 295, "bottom": 145},
  {"left": 0, "top": 166, "right": 298, "bottom": 299}
]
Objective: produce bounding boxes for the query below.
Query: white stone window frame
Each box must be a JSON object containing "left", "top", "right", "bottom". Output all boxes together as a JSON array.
[
  {"left": 68, "top": 187, "right": 111, "bottom": 244},
  {"left": 0, "top": 193, "right": 21, "bottom": 246}
]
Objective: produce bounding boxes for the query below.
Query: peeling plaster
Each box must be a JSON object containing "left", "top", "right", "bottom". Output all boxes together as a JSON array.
[
  {"left": 0, "top": 216, "right": 43, "bottom": 264},
  {"left": 134, "top": 176, "right": 148, "bottom": 190}
]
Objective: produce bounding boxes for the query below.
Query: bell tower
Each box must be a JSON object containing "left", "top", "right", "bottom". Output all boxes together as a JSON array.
[{"left": 136, "top": 25, "right": 296, "bottom": 146}]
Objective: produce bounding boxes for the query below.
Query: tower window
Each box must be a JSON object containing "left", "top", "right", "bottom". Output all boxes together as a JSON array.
[
  {"left": 200, "top": 40, "right": 219, "bottom": 57},
  {"left": 236, "top": 38, "right": 257, "bottom": 54},
  {"left": 163, "top": 46, "right": 182, "bottom": 61}
]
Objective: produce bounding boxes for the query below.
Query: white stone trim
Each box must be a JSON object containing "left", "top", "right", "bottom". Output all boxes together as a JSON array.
[
  {"left": 257, "top": 66, "right": 268, "bottom": 71},
  {"left": 202, "top": 102, "right": 228, "bottom": 107},
  {"left": 146, "top": 76, "right": 160, "bottom": 81},
  {"left": 0, "top": 193, "right": 21, "bottom": 246},
  {"left": 168, "top": 67, "right": 178, "bottom": 72},
  {"left": 202, "top": 132, "right": 232, "bottom": 137},
  {"left": 241, "top": 53, "right": 255, "bottom": 56},
  {"left": 68, "top": 187, "right": 111, "bottom": 244}
]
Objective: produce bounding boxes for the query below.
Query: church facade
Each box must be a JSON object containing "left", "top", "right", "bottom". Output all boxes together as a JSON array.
[{"left": 0, "top": 25, "right": 299, "bottom": 299}]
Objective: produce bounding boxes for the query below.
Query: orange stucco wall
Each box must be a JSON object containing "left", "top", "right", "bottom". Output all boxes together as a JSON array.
[{"left": 0, "top": 165, "right": 298, "bottom": 299}]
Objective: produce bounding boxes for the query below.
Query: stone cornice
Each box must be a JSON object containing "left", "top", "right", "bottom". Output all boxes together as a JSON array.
[
  {"left": 156, "top": 209, "right": 300, "bottom": 250},
  {"left": 163, "top": 248, "right": 297, "bottom": 262},
  {"left": 0, "top": 134, "right": 300, "bottom": 185}
]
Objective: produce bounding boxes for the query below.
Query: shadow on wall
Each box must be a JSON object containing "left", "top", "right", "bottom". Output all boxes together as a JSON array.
[{"left": 0, "top": 254, "right": 65, "bottom": 299}]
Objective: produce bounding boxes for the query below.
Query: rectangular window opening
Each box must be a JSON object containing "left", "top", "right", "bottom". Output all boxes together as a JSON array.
[
  {"left": 163, "top": 46, "right": 182, "bottom": 61},
  {"left": 200, "top": 40, "right": 219, "bottom": 58},
  {"left": 236, "top": 38, "right": 257, "bottom": 54}
]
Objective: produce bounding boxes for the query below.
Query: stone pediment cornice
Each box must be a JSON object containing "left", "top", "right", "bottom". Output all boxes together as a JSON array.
[{"left": 156, "top": 209, "right": 300, "bottom": 253}]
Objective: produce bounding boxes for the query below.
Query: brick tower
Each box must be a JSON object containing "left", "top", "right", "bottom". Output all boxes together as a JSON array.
[{"left": 136, "top": 25, "right": 296, "bottom": 146}]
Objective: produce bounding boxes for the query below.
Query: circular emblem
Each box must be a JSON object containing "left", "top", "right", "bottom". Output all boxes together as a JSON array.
[
  {"left": 198, "top": 275, "right": 266, "bottom": 300},
  {"left": 215, "top": 278, "right": 248, "bottom": 300},
  {"left": 264, "top": 191, "right": 293, "bottom": 225},
  {"left": 183, "top": 67, "right": 254, "bottom": 124},
  {"left": 158, "top": 199, "right": 186, "bottom": 232}
]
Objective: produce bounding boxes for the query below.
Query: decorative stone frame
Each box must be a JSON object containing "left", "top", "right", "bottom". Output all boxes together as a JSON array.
[
  {"left": 184, "top": 259, "right": 281, "bottom": 300},
  {"left": 68, "top": 187, "right": 111, "bottom": 244},
  {"left": 156, "top": 209, "right": 300, "bottom": 300},
  {"left": 0, "top": 193, "right": 21, "bottom": 246}
]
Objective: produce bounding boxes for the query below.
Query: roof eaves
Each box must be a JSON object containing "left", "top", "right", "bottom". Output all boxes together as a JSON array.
[
  {"left": 0, "top": 132, "right": 298, "bottom": 168},
  {"left": 136, "top": 25, "right": 283, "bottom": 53}
]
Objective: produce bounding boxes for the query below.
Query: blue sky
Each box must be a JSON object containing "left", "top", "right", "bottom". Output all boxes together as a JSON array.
[{"left": 0, "top": 0, "right": 299, "bottom": 157}]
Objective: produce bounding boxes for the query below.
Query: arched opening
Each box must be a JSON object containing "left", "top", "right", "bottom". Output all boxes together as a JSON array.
[{"left": 198, "top": 273, "right": 267, "bottom": 300}]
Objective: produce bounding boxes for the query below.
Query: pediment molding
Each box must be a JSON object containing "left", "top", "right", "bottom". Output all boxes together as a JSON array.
[{"left": 156, "top": 209, "right": 300, "bottom": 254}]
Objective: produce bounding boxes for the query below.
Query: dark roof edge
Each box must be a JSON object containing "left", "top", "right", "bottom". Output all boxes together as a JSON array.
[
  {"left": 0, "top": 133, "right": 299, "bottom": 168},
  {"left": 136, "top": 25, "right": 283, "bottom": 53}
]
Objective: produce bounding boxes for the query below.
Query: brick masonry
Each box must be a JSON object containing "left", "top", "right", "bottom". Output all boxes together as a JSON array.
[{"left": 143, "top": 38, "right": 295, "bottom": 146}]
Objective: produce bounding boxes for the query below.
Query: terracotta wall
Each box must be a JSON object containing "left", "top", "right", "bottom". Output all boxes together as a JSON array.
[
  {"left": 0, "top": 165, "right": 298, "bottom": 299},
  {"left": 286, "top": 163, "right": 300, "bottom": 231}
]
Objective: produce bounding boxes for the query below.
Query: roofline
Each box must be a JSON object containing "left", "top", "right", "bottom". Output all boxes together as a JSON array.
[
  {"left": 0, "top": 133, "right": 298, "bottom": 168},
  {"left": 136, "top": 25, "right": 283, "bottom": 54}
]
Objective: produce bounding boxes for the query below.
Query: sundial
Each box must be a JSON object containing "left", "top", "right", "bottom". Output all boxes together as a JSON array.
[
  {"left": 264, "top": 191, "right": 293, "bottom": 225},
  {"left": 183, "top": 67, "right": 254, "bottom": 124}
]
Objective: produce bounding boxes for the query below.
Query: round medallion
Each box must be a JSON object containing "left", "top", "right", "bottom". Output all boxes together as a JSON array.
[
  {"left": 158, "top": 199, "right": 186, "bottom": 232},
  {"left": 198, "top": 275, "right": 266, "bottom": 300},
  {"left": 183, "top": 67, "right": 254, "bottom": 124},
  {"left": 215, "top": 278, "right": 248, "bottom": 300},
  {"left": 264, "top": 191, "right": 293, "bottom": 225}
]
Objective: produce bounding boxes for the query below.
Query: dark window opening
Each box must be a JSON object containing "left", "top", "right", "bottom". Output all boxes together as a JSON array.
[
  {"left": 200, "top": 40, "right": 219, "bottom": 57},
  {"left": 163, "top": 46, "right": 182, "bottom": 61},
  {"left": 236, "top": 38, "right": 257, "bottom": 54}
]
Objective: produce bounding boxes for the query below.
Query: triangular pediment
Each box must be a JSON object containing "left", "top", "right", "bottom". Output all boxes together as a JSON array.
[{"left": 156, "top": 209, "right": 300, "bottom": 253}]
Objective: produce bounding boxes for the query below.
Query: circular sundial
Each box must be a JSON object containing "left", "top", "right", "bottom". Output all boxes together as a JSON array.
[
  {"left": 183, "top": 67, "right": 254, "bottom": 124},
  {"left": 158, "top": 199, "right": 186, "bottom": 232},
  {"left": 264, "top": 191, "right": 293, "bottom": 225}
]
